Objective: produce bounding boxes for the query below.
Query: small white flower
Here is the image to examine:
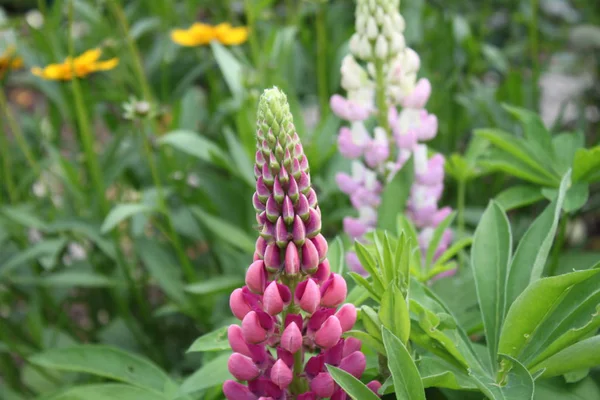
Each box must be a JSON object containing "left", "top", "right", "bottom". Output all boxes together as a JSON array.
[
  {"left": 366, "top": 17, "right": 379, "bottom": 39},
  {"left": 68, "top": 242, "right": 87, "bottom": 261},
  {"left": 32, "top": 181, "right": 47, "bottom": 198},
  {"left": 375, "top": 35, "right": 389, "bottom": 59},
  {"left": 186, "top": 173, "right": 200, "bottom": 188},
  {"left": 25, "top": 10, "right": 44, "bottom": 29}
]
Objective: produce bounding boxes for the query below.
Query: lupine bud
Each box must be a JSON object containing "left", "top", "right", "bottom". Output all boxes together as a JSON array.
[
  {"left": 288, "top": 177, "right": 300, "bottom": 203},
  {"left": 314, "top": 260, "right": 331, "bottom": 283},
  {"left": 228, "top": 325, "right": 252, "bottom": 357},
  {"left": 284, "top": 242, "right": 300, "bottom": 276},
  {"left": 263, "top": 282, "right": 290, "bottom": 316},
  {"left": 331, "top": 389, "right": 348, "bottom": 400},
  {"left": 301, "top": 239, "right": 320, "bottom": 274},
  {"left": 263, "top": 244, "right": 281, "bottom": 272},
  {"left": 266, "top": 196, "right": 279, "bottom": 223},
  {"left": 223, "top": 380, "right": 259, "bottom": 400},
  {"left": 295, "top": 279, "right": 321, "bottom": 314},
  {"left": 275, "top": 217, "right": 288, "bottom": 248},
  {"left": 242, "top": 311, "right": 268, "bottom": 344},
  {"left": 292, "top": 216, "right": 306, "bottom": 246},
  {"left": 228, "top": 353, "right": 261, "bottom": 381},
  {"left": 310, "top": 234, "right": 328, "bottom": 262},
  {"left": 253, "top": 193, "right": 266, "bottom": 212},
  {"left": 321, "top": 274, "right": 348, "bottom": 308},
  {"left": 246, "top": 260, "right": 267, "bottom": 294},
  {"left": 230, "top": 288, "right": 252, "bottom": 320},
  {"left": 310, "top": 372, "right": 335, "bottom": 398},
  {"left": 271, "top": 359, "right": 293, "bottom": 389},
  {"left": 295, "top": 194, "right": 310, "bottom": 221},
  {"left": 367, "top": 380, "right": 383, "bottom": 396},
  {"left": 375, "top": 35, "right": 388, "bottom": 59},
  {"left": 339, "top": 351, "right": 366, "bottom": 378},
  {"left": 282, "top": 196, "right": 294, "bottom": 225},
  {"left": 342, "top": 337, "right": 362, "bottom": 357},
  {"left": 336, "top": 304, "right": 358, "bottom": 332},
  {"left": 273, "top": 178, "right": 285, "bottom": 203},
  {"left": 305, "top": 208, "right": 321, "bottom": 238},
  {"left": 315, "top": 316, "right": 342, "bottom": 349},
  {"left": 297, "top": 393, "right": 317, "bottom": 400},
  {"left": 280, "top": 322, "right": 302, "bottom": 354}
]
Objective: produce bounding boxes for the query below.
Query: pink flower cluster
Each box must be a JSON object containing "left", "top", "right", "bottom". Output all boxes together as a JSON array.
[
  {"left": 331, "top": 0, "right": 453, "bottom": 275},
  {"left": 224, "top": 88, "right": 380, "bottom": 399}
]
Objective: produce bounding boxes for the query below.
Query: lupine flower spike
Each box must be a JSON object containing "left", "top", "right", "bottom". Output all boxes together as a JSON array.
[
  {"left": 333, "top": 0, "right": 453, "bottom": 276},
  {"left": 224, "top": 87, "right": 379, "bottom": 399}
]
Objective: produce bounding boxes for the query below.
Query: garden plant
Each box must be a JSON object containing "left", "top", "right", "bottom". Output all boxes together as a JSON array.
[{"left": 0, "top": 0, "right": 599, "bottom": 399}]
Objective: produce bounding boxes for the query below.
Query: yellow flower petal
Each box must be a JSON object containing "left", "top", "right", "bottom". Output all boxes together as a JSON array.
[
  {"left": 76, "top": 48, "right": 102, "bottom": 64},
  {"left": 11, "top": 57, "right": 23, "bottom": 69},
  {"left": 217, "top": 26, "right": 249, "bottom": 45},
  {"left": 171, "top": 29, "right": 201, "bottom": 46},
  {"left": 94, "top": 57, "right": 119, "bottom": 71}
]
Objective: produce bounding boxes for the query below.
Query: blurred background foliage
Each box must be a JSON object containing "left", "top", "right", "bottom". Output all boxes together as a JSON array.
[{"left": 0, "top": 0, "right": 599, "bottom": 398}]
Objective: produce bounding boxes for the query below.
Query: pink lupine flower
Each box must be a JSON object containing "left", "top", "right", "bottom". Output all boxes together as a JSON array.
[
  {"left": 330, "top": 94, "right": 371, "bottom": 121},
  {"left": 224, "top": 88, "right": 373, "bottom": 399},
  {"left": 402, "top": 78, "right": 431, "bottom": 109},
  {"left": 364, "top": 127, "right": 390, "bottom": 168}
]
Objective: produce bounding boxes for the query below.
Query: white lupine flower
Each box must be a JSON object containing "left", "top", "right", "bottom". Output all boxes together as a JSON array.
[
  {"left": 414, "top": 144, "right": 429, "bottom": 174},
  {"left": 349, "top": 33, "right": 362, "bottom": 56},
  {"left": 389, "top": 32, "right": 406, "bottom": 53},
  {"left": 366, "top": 17, "right": 379, "bottom": 39},
  {"left": 375, "top": 7, "right": 385, "bottom": 23},
  {"left": 375, "top": 35, "right": 389, "bottom": 59},
  {"left": 341, "top": 56, "right": 365, "bottom": 90},
  {"left": 359, "top": 36, "right": 372, "bottom": 59}
]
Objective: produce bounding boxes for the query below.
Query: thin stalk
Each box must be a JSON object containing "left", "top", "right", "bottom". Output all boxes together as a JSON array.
[
  {"left": 244, "top": 0, "right": 262, "bottom": 79},
  {"left": 139, "top": 123, "right": 197, "bottom": 282},
  {"left": 374, "top": 59, "right": 390, "bottom": 135},
  {"left": 529, "top": 0, "right": 540, "bottom": 107},
  {"left": 457, "top": 178, "right": 467, "bottom": 267},
  {"left": 0, "top": 121, "right": 17, "bottom": 203},
  {"left": 0, "top": 89, "right": 40, "bottom": 174},
  {"left": 108, "top": 0, "right": 153, "bottom": 102},
  {"left": 66, "top": 1, "right": 106, "bottom": 213},
  {"left": 315, "top": 4, "right": 329, "bottom": 117}
]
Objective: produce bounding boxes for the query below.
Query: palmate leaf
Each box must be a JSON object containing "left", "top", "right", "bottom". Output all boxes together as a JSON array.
[
  {"left": 469, "top": 355, "right": 534, "bottom": 400},
  {"left": 531, "top": 336, "right": 600, "bottom": 378},
  {"left": 498, "top": 269, "right": 600, "bottom": 362}
]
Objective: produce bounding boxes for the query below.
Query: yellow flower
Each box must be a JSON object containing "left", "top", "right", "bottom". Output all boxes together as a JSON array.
[
  {"left": 31, "top": 48, "right": 118, "bottom": 81},
  {"left": 170, "top": 22, "right": 248, "bottom": 47},
  {"left": 0, "top": 46, "right": 24, "bottom": 77}
]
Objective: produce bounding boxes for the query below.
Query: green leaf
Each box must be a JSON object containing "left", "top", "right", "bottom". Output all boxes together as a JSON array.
[
  {"left": 179, "top": 352, "right": 231, "bottom": 394},
  {"left": 158, "top": 130, "right": 229, "bottom": 168},
  {"left": 479, "top": 150, "right": 558, "bottom": 187},
  {"left": 469, "top": 355, "right": 534, "bottom": 400},
  {"left": 101, "top": 203, "right": 156, "bottom": 234},
  {"left": 552, "top": 132, "right": 583, "bottom": 174},
  {"left": 29, "top": 345, "right": 173, "bottom": 394},
  {"left": 187, "top": 326, "right": 230, "bottom": 353},
  {"left": 223, "top": 127, "right": 255, "bottom": 187},
  {"left": 348, "top": 272, "right": 379, "bottom": 301},
  {"left": 381, "top": 327, "right": 426, "bottom": 400},
  {"left": 506, "top": 171, "right": 570, "bottom": 306},
  {"left": 377, "top": 156, "right": 413, "bottom": 232},
  {"left": 499, "top": 269, "right": 600, "bottom": 360},
  {"left": 378, "top": 284, "right": 410, "bottom": 344},
  {"left": 476, "top": 128, "right": 558, "bottom": 183},
  {"left": 418, "top": 356, "right": 478, "bottom": 390},
  {"left": 354, "top": 242, "right": 384, "bottom": 293},
  {"left": 10, "top": 272, "right": 119, "bottom": 288},
  {"left": 211, "top": 42, "right": 244, "bottom": 99},
  {"left": 326, "top": 365, "right": 379, "bottom": 400},
  {"left": 184, "top": 276, "right": 244, "bottom": 296},
  {"left": 471, "top": 201, "right": 512, "bottom": 370},
  {"left": 503, "top": 104, "right": 555, "bottom": 160},
  {"left": 191, "top": 207, "right": 255, "bottom": 254},
  {"left": 495, "top": 185, "right": 544, "bottom": 211},
  {"left": 534, "top": 376, "right": 600, "bottom": 400},
  {"left": 572, "top": 147, "right": 600, "bottom": 183},
  {"left": 327, "top": 236, "right": 345, "bottom": 275},
  {"left": 542, "top": 183, "right": 589, "bottom": 213},
  {"left": 531, "top": 336, "right": 600, "bottom": 378},
  {"left": 39, "top": 384, "right": 166, "bottom": 400},
  {"left": 360, "top": 306, "right": 383, "bottom": 342},
  {"left": 0, "top": 238, "right": 68, "bottom": 276},
  {"left": 136, "top": 239, "right": 187, "bottom": 305}
]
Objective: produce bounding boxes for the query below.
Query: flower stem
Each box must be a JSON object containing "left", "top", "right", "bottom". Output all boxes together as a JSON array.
[
  {"left": 374, "top": 59, "right": 390, "bottom": 135},
  {"left": 0, "top": 89, "right": 40, "bottom": 175},
  {"left": 139, "top": 123, "right": 197, "bottom": 282},
  {"left": 0, "top": 118, "right": 17, "bottom": 203},
  {"left": 316, "top": 3, "right": 329, "bottom": 117},
  {"left": 457, "top": 178, "right": 467, "bottom": 268},
  {"left": 244, "top": 0, "right": 262, "bottom": 80}
]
